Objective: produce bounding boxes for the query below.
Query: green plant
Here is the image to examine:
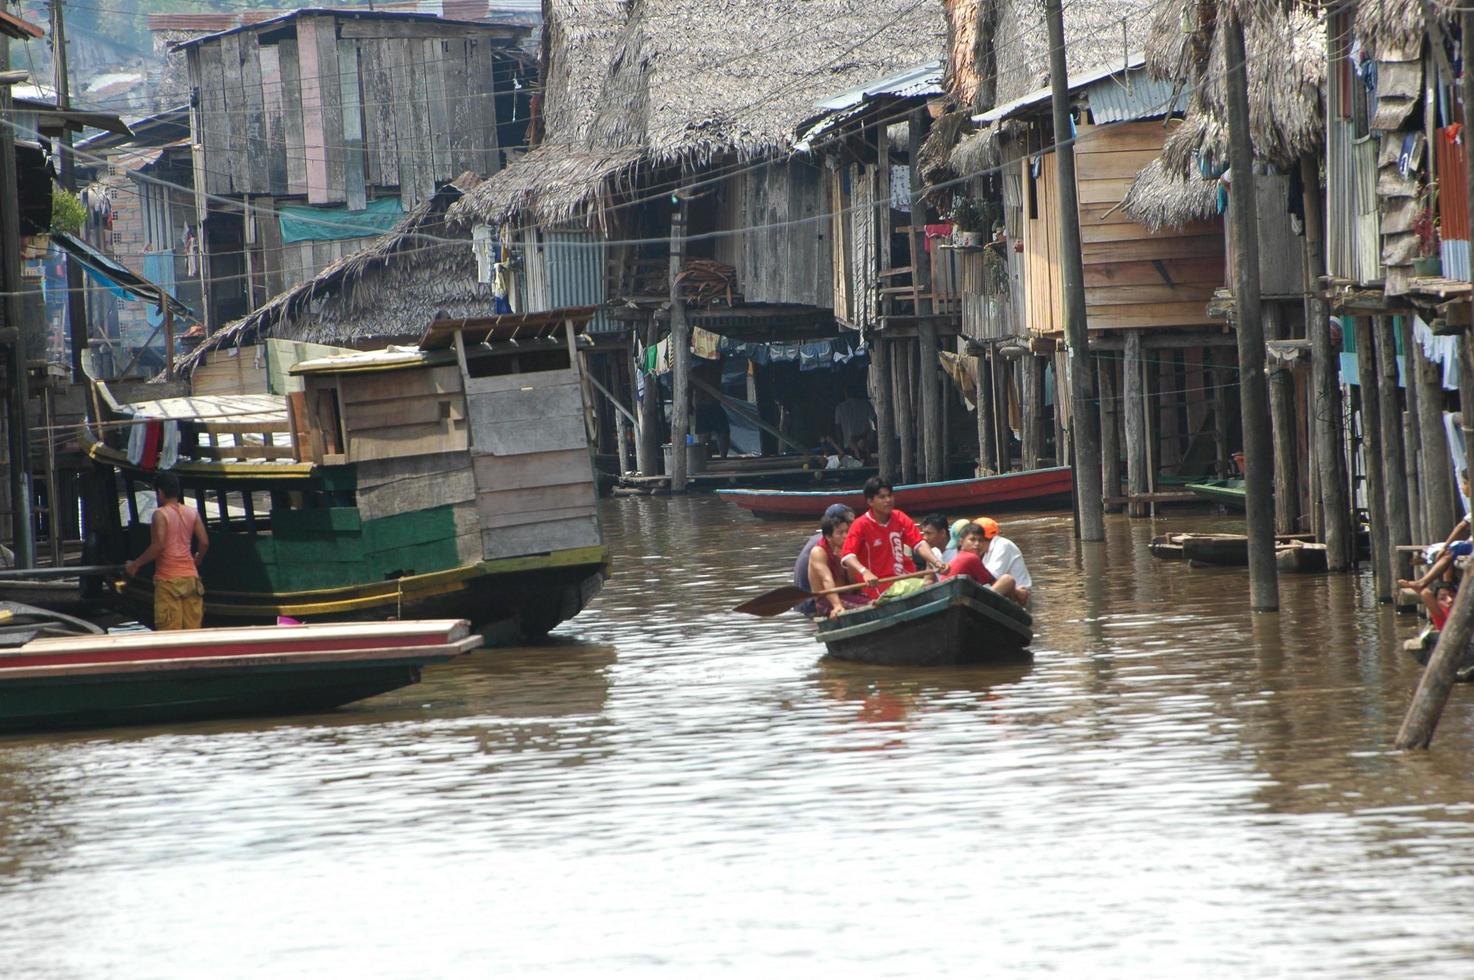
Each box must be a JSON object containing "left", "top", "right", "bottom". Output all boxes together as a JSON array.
[
  {"left": 949, "top": 197, "right": 988, "bottom": 232},
  {"left": 50, "top": 188, "right": 85, "bottom": 235}
]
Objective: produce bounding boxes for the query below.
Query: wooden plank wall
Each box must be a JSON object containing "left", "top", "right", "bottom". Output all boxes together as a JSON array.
[
  {"left": 462, "top": 367, "right": 600, "bottom": 561},
  {"left": 186, "top": 15, "right": 508, "bottom": 209},
  {"left": 717, "top": 159, "right": 834, "bottom": 308},
  {"left": 1023, "top": 122, "right": 1225, "bottom": 335},
  {"left": 333, "top": 363, "right": 470, "bottom": 462}
]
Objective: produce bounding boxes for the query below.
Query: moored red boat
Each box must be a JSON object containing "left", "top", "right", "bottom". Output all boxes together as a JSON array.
[
  {"left": 0, "top": 615, "right": 480, "bottom": 733},
  {"left": 714, "top": 466, "right": 1073, "bottom": 520}
]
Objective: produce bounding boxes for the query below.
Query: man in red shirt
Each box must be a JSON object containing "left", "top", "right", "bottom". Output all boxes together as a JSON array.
[{"left": 840, "top": 477, "right": 947, "bottom": 600}]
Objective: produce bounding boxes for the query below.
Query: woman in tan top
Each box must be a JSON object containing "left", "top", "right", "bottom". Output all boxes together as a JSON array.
[{"left": 124, "top": 472, "right": 209, "bottom": 630}]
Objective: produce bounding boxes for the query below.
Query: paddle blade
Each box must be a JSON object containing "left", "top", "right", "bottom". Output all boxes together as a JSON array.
[{"left": 733, "top": 585, "right": 812, "bottom": 617}]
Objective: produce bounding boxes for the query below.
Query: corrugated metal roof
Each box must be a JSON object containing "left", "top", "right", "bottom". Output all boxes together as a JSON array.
[
  {"left": 1083, "top": 72, "right": 1185, "bottom": 124},
  {"left": 974, "top": 53, "right": 1149, "bottom": 125},
  {"left": 813, "top": 62, "right": 944, "bottom": 112}
]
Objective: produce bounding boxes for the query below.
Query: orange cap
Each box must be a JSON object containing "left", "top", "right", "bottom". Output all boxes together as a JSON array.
[{"left": 973, "top": 517, "right": 1000, "bottom": 539}]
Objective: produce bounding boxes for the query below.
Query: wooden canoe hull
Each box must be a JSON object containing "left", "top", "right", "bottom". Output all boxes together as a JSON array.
[
  {"left": 814, "top": 577, "right": 1033, "bottom": 667},
  {"left": 0, "top": 620, "right": 479, "bottom": 733},
  {"left": 1185, "top": 479, "right": 1247, "bottom": 510},
  {"left": 715, "top": 467, "right": 1073, "bottom": 520}
]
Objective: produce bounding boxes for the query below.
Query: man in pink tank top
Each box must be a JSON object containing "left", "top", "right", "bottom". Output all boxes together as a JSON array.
[{"left": 124, "top": 472, "right": 210, "bottom": 630}]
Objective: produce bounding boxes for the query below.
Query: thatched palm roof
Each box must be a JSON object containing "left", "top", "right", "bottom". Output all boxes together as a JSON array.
[
  {"left": 1148, "top": 1, "right": 1325, "bottom": 175},
  {"left": 176, "top": 176, "right": 492, "bottom": 379},
  {"left": 1120, "top": 156, "right": 1219, "bottom": 231},
  {"left": 454, "top": 0, "right": 945, "bottom": 227},
  {"left": 992, "top": 0, "right": 1158, "bottom": 105}
]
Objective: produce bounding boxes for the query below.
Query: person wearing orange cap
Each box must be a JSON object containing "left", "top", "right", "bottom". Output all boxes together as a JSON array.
[
  {"left": 946, "top": 522, "right": 1023, "bottom": 603},
  {"left": 971, "top": 517, "right": 1031, "bottom": 607}
]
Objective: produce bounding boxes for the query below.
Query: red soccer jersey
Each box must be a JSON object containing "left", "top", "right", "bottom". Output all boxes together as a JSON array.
[
  {"left": 842, "top": 509, "right": 923, "bottom": 598},
  {"left": 947, "top": 550, "right": 995, "bottom": 587}
]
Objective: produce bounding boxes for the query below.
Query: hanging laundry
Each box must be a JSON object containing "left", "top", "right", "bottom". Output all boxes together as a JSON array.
[
  {"left": 799, "top": 340, "right": 833, "bottom": 371},
  {"left": 691, "top": 327, "right": 722, "bottom": 360}
]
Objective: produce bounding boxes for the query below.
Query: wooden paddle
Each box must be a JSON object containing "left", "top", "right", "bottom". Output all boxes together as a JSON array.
[{"left": 733, "top": 570, "right": 935, "bottom": 618}]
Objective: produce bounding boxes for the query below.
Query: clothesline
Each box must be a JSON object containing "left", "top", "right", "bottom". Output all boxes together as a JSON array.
[{"left": 640, "top": 327, "right": 868, "bottom": 376}]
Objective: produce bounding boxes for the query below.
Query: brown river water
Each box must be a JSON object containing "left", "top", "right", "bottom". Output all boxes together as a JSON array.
[{"left": 4, "top": 496, "right": 1474, "bottom": 977}]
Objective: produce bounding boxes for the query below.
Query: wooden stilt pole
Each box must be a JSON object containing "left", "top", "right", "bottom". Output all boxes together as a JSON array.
[
  {"left": 669, "top": 193, "right": 692, "bottom": 493},
  {"left": 894, "top": 338, "right": 916, "bottom": 484},
  {"left": 1045, "top": 0, "right": 1103, "bottom": 540},
  {"left": 1302, "top": 153, "right": 1352, "bottom": 569},
  {"left": 1021, "top": 353, "right": 1043, "bottom": 470},
  {"left": 1414, "top": 332, "right": 1456, "bottom": 538},
  {"left": 1373, "top": 316, "right": 1412, "bottom": 581},
  {"left": 1124, "top": 331, "right": 1149, "bottom": 517},
  {"left": 639, "top": 317, "right": 662, "bottom": 473},
  {"left": 1400, "top": 317, "right": 1426, "bottom": 545},
  {"left": 994, "top": 353, "right": 1011, "bottom": 469},
  {"left": 1265, "top": 302, "right": 1300, "bottom": 534},
  {"left": 871, "top": 334, "right": 896, "bottom": 480},
  {"left": 1099, "top": 352, "right": 1122, "bottom": 512},
  {"left": 1354, "top": 317, "right": 1394, "bottom": 600},
  {"left": 975, "top": 346, "right": 997, "bottom": 475},
  {"left": 909, "top": 109, "right": 943, "bottom": 484},
  {"left": 1224, "top": 10, "right": 1278, "bottom": 610},
  {"left": 1210, "top": 346, "right": 1232, "bottom": 477}
]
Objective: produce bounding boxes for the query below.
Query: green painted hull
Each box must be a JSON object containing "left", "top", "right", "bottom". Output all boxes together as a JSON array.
[
  {"left": 815, "top": 577, "right": 1034, "bottom": 667},
  {"left": 0, "top": 662, "right": 425, "bottom": 733},
  {"left": 1185, "top": 479, "right": 1247, "bottom": 509}
]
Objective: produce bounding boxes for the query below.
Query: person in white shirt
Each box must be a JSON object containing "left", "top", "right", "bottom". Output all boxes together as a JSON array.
[{"left": 973, "top": 517, "right": 1031, "bottom": 607}]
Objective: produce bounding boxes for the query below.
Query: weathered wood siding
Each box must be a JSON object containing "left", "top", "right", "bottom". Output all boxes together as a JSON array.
[
  {"left": 1023, "top": 122, "right": 1225, "bottom": 334},
  {"left": 462, "top": 366, "right": 600, "bottom": 561},
  {"left": 186, "top": 15, "right": 509, "bottom": 209},
  {"left": 717, "top": 159, "right": 834, "bottom": 308},
  {"left": 332, "top": 363, "right": 470, "bottom": 463}
]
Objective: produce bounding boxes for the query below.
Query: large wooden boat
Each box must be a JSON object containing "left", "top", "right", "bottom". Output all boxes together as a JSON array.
[
  {"left": 715, "top": 466, "right": 1073, "bottom": 520},
  {"left": 0, "top": 615, "right": 479, "bottom": 733},
  {"left": 814, "top": 576, "right": 1033, "bottom": 666},
  {"left": 82, "top": 309, "right": 610, "bottom": 641}
]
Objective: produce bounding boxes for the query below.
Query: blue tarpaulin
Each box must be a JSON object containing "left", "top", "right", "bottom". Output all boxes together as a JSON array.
[{"left": 278, "top": 198, "right": 403, "bottom": 244}]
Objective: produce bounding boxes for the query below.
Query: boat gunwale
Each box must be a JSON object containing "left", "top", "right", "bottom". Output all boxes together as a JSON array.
[{"left": 815, "top": 578, "right": 1033, "bottom": 646}]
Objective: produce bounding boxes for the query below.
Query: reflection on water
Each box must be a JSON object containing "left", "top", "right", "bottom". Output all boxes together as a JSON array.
[{"left": 5, "top": 497, "right": 1474, "bottom": 976}]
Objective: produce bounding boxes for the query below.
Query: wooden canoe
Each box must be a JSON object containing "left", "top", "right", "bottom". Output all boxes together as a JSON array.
[
  {"left": 814, "top": 576, "right": 1033, "bottom": 667},
  {"left": 0, "top": 618, "right": 480, "bottom": 733},
  {"left": 1185, "top": 479, "right": 1247, "bottom": 510},
  {"left": 715, "top": 466, "right": 1073, "bottom": 520}
]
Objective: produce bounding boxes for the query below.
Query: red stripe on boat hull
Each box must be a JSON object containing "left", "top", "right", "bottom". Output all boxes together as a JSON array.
[{"left": 715, "top": 467, "right": 1074, "bottom": 519}]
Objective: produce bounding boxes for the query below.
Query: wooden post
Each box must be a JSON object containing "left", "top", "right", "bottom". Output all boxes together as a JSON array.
[
  {"left": 1209, "top": 346, "right": 1232, "bottom": 476},
  {"left": 894, "top": 338, "right": 916, "bottom": 484},
  {"left": 1099, "top": 352, "right": 1122, "bottom": 512},
  {"left": 52, "top": 0, "right": 88, "bottom": 381},
  {"left": 1400, "top": 316, "right": 1426, "bottom": 544},
  {"left": 0, "top": 25, "right": 31, "bottom": 566},
  {"left": 669, "top": 194, "right": 691, "bottom": 492},
  {"left": 871, "top": 334, "right": 896, "bottom": 480},
  {"left": 909, "top": 109, "right": 943, "bottom": 483},
  {"left": 1002, "top": 352, "right": 1014, "bottom": 465},
  {"left": 1124, "top": 331, "right": 1149, "bottom": 517},
  {"left": 629, "top": 334, "right": 653, "bottom": 476},
  {"left": 163, "top": 305, "right": 175, "bottom": 382},
  {"left": 1414, "top": 334, "right": 1456, "bottom": 538},
  {"left": 1044, "top": 0, "right": 1103, "bottom": 541},
  {"left": 1373, "top": 316, "right": 1412, "bottom": 580},
  {"left": 1265, "top": 303, "right": 1300, "bottom": 534},
  {"left": 974, "top": 346, "right": 997, "bottom": 475},
  {"left": 1224, "top": 10, "right": 1279, "bottom": 611},
  {"left": 1353, "top": 317, "right": 1394, "bottom": 600},
  {"left": 1301, "top": 152, "right": 1352, "bottom": 570},
  {"left": 639, "top": 318, "right": 662, "bottom": 474},
  {"left": 1395, "top": 556, "right": 1474, "bottom": 749},
  {"left": 1021, "top": 353, "right": 1044, "bottom": 470}
]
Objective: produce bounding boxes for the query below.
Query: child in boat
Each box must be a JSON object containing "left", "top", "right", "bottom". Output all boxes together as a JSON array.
[
  {"left": 970, "top": 516, "right": 1033, "bottom": 607},
  {"left": 946, "top": 523, "right": 1023, "bottom": 603},
  {"left": 1399, "top": 470, "right": 1473, "bottom": 630}
]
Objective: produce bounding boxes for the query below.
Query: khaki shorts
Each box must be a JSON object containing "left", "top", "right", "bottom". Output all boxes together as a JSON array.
[{"left": 154, "top": 576, "right": 205, "bottom": 631}]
